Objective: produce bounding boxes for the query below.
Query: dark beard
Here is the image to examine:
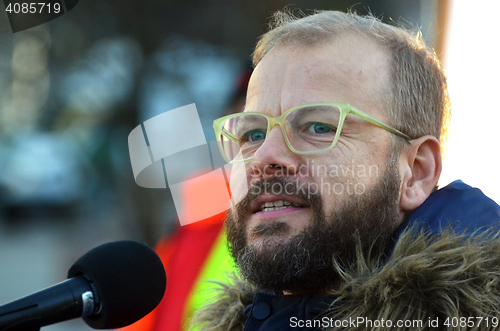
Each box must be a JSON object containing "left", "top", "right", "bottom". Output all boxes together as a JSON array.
[{"left": 225, "top": 161, "right": 401, "bottom": 294}]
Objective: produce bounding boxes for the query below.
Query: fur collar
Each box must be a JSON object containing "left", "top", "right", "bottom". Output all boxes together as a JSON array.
[{"left": 189, "top": 228, "right": 500, "bottom": 330}]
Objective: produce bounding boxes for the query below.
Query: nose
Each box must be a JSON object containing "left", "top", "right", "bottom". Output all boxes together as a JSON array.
[{"left": 251, "top": 125, "right": 300, "bottom": 178}]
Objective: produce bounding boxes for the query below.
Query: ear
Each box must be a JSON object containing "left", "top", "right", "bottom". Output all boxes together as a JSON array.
[{"left": 399, "top": 135, "right": 442, "bottom": 212}]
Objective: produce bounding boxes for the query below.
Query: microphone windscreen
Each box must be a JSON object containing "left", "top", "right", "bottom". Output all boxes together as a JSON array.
[{"left": 67, "top": 241, "right": 166, "bottom": 329}]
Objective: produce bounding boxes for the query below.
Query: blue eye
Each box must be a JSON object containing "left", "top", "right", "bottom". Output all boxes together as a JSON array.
[
  {"left": 243, "top": 129, "right": 266, "bottom": 142},
  {"left": 308, "top": 123, "right": 332, "bottom": 134}
]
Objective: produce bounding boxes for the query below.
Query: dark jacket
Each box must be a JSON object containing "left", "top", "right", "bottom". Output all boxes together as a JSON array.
[{"left": 190, "top": 180, "right": 500, "bottom": 331}]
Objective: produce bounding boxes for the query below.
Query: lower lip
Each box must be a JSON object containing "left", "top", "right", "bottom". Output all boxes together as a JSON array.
[{"left": 252, "top": 206, "right": 309, "bottom": 220}]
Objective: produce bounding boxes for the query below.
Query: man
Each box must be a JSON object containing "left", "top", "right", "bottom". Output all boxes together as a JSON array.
[{"left": 191, "top": 10, "right": 500, "bottom": 331}]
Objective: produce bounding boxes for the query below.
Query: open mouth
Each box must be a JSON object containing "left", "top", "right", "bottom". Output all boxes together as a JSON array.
[
  {"left": 259, "top": 200, "right": 303, "bottom": 212},
  {"left": 251, "top": 196, "right": 308, "bottom": 214}
]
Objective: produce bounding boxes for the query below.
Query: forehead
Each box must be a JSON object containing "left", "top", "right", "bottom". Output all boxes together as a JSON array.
[{"left": 246, "top": 34, "right": 391, "bottom": 117}]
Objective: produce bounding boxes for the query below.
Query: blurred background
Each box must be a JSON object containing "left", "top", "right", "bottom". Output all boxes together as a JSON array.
[{"left": 0, "top": 0, "right": 498, "bottom": 330}]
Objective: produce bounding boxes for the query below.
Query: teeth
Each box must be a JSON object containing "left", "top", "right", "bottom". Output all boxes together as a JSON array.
[
  {"left": 262, "top": 206, "right": 289, "bottom": 212},
  {"left": 259, "top": 200, "right": 300, "bottom": 212}
]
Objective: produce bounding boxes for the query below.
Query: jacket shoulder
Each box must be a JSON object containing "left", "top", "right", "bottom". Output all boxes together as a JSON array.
[
  {"left": 330, "top": 227, "right": 500, "bottom": 330},
  {"left": 188, "top": 275, "right": 254, "bottom": 331}
]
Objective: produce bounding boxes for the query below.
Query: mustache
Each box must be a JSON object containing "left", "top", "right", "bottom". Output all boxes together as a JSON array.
[{"left": 234, "top": 177, "right": 321, "bottom": 216}]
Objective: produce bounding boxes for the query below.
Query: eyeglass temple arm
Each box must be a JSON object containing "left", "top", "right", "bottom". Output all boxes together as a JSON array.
[
  {"left": 378, "top": 122, "right": 412, "bottom": 143},
  {"left": 221, "top": 128, "right": 238, "bottom": 142},
  {"left": 350, "top": 108, "right": 412, "bottom": 142}
]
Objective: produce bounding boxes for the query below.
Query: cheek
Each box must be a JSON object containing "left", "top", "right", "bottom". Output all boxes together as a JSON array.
[
  {"left": 335, "top": 138, "right": 387, "bottom": 181},
  {"left": 308, "top": 150, "right": 352, "bottom": 184},
  {"left": 228, "top": 163, "right": 251, "bottom": 205},
  {"left": 308, "top": 152, "right": 381, "bottom": 205},
  {"left": 354, "top": 140, "right": 392, "bottom": 184}
]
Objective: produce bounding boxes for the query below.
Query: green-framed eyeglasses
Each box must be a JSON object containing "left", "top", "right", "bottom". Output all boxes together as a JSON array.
[{"left": 213, "top": 102, "right": 412, "bottom": 163}]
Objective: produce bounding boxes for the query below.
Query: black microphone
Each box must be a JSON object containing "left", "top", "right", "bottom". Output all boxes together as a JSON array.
[{"left": 0, "top": 241, "right": 167, "bottom": 330}]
